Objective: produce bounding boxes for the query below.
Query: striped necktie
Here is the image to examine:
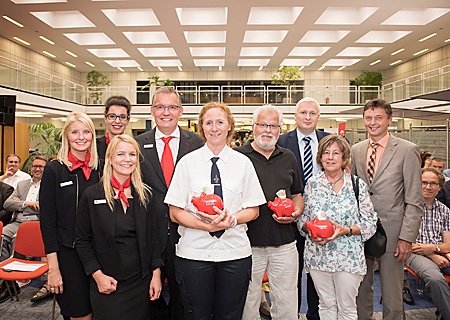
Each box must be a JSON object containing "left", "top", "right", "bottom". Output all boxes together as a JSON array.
[
  {"left": 303, "top": 136, "right": 313, "bottom": 182},
  {"left": 367, "top": 143, "right": 379, "bottom": 182}
]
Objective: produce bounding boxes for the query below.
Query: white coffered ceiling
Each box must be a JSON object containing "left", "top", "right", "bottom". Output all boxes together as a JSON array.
[{"left": 1, "top": 0, "right": 450, "bottom": 73}]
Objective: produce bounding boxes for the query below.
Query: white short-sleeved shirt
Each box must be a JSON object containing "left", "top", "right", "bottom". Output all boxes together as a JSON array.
[
  {"left": 164, "top": 145, "right": 266, "bottom": 262},
  {"left": 4, "top": 169, "right": 31, "bottom": 189}
]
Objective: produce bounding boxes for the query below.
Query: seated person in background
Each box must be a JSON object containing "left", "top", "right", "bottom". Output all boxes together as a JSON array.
[
  {"left": 0, "top": 154, "right": 31, "bottom": 189},
  {"left": 405, "top": 167, "right": 450, "bottom": 320},
  {"left": 431, "top": 157, "right": 450, "bottom": 208},
  {"left": 0, "top": 155, "right": 47, "bottom": 303},
  {"left": 0, "top": 181, "right": 14, "bottom": 226}
]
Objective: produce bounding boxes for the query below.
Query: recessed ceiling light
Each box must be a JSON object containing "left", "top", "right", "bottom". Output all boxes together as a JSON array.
[
  {"left": 66, "top": 50, "right": 77, "bottom": 57},
  {"left": 338, "top": 66, "right": 346, "bottom": 71},
  {"left": 323, "top": 59, "right": 361, "bottom": 66},
  {"left": 240, "top": 47, "right": 277, "bottom": 57},
  {"left": 445, "top": 39, "right": 450, "bottom": 43},
  {"left": 123, "top": 32, "right": 170, "bottom": 44},
  {"left": 258, "top": 66, "right": 264, "bottom": 71},
  {"left": 138, "top": 48, "right": 177, "bottom": 57},
  {"left": 11, "top": 0, "right": 67, "bottom": 3},
  {"left": 15, "top": 112, "right": 44, "bottom": 118},
  {"left": 117, "top": 67, "right": 124, "bottom": 72},
  {"left": 413, "top": 49, "right": 429, "bottom": 56},
  {"left": 13, "top": 37, "right": 30, "bottom": 45},
  {"left": 299, "top": 30, "right": 350, "bottom": 43},
  {"left": 178, "top": 66, "right": 183, "bottom": 72},
  {"left": 419, "top": 33, "right": 437, "bottom": 42},
  {"left": 337, "top": 47, "right": 382, "bottom": 56},
  {"left": 189, "top": 47, "right": 226, "bottom": 57},
  {"left": 65, "top": 62, "right": 76, "bottom": 68},
  {"left": 3, "top": 16, "right": 24, "bottom": 27},
  {"left": 39, "top": 36, "right": 55, "bottom": 45},
  {"left": 244, "top": 30, "right": 288, "bottom": 43},
  {"left": 391, "top": 48, "right": 404, "bottom": 55},
  {"left": 315, "top": 7, "right": 378, "bottom": 25},
  {"left": 219, "top": 66, "right": 222, "bottom": 71},
  {"left": 288, "top": 47, "right": 330, "bottom": 56},
  {"left": 64, "top": 33, "right": 115, "bottom": 45},
  {"left": 105, "top": 60, "right": 140, "bottom": 67},
  {"left": 184, "top": 31, "right": 226, "bottom": 44},
  {"left": 237, "top": 59, "right": 270, "bottom": 67},
  {"left": 87, "top": 48, "right": 129, "bottom": 58},
  {"left": 248, "top": 7, "right": 303, "bottom": 25},
  {"left": 382, "top": 8, "right": 450, "bottom": 25},
  {"left": 85, "top": 61, "right": 95, "bottom": 67},
  {"left": 30, "top": 11, "right": 95, "bottom": 28},
  {"left": 390, "top": 60, "right": 402, "bottom": 66},
  {"left": 176, "top": 8, "right": 227, "bottom": 25},
  {"left": 43, "top": 51, "right": 56, "bottom": 58},
  {"left": 357, "top": 31, "right": 411, "bottom": 43},
  {"left": 194, "top": 59, "right": 225, "bottom": 67},
  {"left": 102, "top": 9, "right": 160, "bottom": 27},
  {"left": 137, "top": 66, "right": 143, "bottom": 72},
  {"left": 318, "top": 66, "right": 325, "bottom": 71},
  {"left": 149, "top": 60, "right": 182, "bottom": 67},
  {"left": 370, "top": 60, "right": 381, "bottom": 65},
  {"left": 157, "top": 67, "right": 163, "bottom": 72},
  {"left": 281, "top": 59, "right": 316, "bottom": 66}
]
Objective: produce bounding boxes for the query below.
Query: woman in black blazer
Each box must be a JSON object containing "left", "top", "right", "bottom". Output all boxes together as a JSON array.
[
  {"left": 40, "top": 111, "right": 101, "bottom": 320},
  {"left": 75, "top": 134, "right": 162, "bottom": 320}
]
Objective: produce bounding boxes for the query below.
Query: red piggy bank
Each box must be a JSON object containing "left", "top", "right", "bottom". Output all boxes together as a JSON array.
[
  {"left": 304, "top": 218, "right": 334, "bottom": 238},
  {"left": 268, "top": 197, "right": 295, "bottom": 217},
  {"left": 191, "top": 192, "right": 224, "bottom": 215}
]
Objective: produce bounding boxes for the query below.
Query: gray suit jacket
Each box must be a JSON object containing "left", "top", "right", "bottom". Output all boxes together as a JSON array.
[
  {"left": 351, "top": 135, "right": 423, "bottom": 252},
  {"left": 4, "top": 179, "right": 40, "bottom": 222}
]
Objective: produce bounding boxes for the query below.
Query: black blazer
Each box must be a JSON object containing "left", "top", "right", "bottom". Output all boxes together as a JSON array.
[
  {"left": 75, "top": 183, "right": 163, "bottom": 279},
  {"left": 39, "top": 160, "right": 102, "bottom": 253},
  {"left": 278, "top": 129, "right": 330, "bottom": 185},
  {"left": 96, "top": 136, "right": 107, "bottom": 160},
  {"left": 0, "top": 182, "right": 14, "bottom": 225},
  {"left": 135, "top": 127, "right": 203, "bottom": 253}
]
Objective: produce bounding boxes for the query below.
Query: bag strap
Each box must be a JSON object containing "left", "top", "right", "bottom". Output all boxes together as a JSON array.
[{"left": 351, "top": 175, "right": 360, "bottom": 208}]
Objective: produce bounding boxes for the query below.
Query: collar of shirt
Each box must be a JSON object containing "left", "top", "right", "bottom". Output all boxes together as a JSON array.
[
  {"left": 369, "top": 132, "right": 390, "bottom": 149},
  {"left": 201, "top": 145, "right": 231, "bottom": 166},
  {"left": 296, "top": 129, "right": 318, "bottom": 145},
  {"left": 155, "top": 126, "right": 180, "bottom": 140},
  {"left": 155, "top": 126, "right": 181, "bottom": 161}
]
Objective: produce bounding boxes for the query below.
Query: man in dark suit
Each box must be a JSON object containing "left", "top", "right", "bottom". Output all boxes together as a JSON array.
[
  {"left": 135, "top": 87, "right": 203, "bottom": 320},
  {"left": 278, "top": 97, "right": 329, "bottom": 320},
  {"left": 351, "top": 99, "right": 423, "bottom": 320},
  {"left": 96, "top": 95, "right": 132, "bottom": 159},
  {"left": 0, "top": 182, "right": 13, "bottom": 226}
]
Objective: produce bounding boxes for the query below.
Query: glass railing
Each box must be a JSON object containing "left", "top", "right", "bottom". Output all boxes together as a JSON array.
[{"left": 1, "top": 55, "right": 449, "bottom": 106}]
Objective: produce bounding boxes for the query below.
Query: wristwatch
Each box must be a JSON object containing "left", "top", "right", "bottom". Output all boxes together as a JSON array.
[
  {"left": 346, "top": 226, "right": 353, "bottom": 237},
  {"left": 435, "top": 244, "right": 441, "bottom": 252}
]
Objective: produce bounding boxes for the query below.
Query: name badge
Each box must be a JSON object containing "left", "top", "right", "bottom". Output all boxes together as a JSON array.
[
  {"left": 144, "top": 144, "right": 154, "bottom": 149},
  {"left": 94, "top": 199, "right": 107, "bottom": 205},
  {"left": 60, "top": 181, "right": 73, "bottom": 187}
]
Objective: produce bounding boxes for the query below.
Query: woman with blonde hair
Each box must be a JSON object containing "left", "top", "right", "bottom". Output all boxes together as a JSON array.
[
  {"left": 76, "top": 134, "right": 163, "bottom": 319},
  {"left": 40, "top": 111, "right": 101, "bottom": 320},
  {"left": 165, "top": 102, "right": 266, "bottom": 319}
]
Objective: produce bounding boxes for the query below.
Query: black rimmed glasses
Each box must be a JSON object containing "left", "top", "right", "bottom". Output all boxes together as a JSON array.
[
  {"left": 254, "top": 123, "right": 281, "bottom": 130},
  {"left": 153, "top": 105, "right": 180, "bottom": 112},
  {"left": 106, "top": 114, "right": 129, "bottom": 121}
]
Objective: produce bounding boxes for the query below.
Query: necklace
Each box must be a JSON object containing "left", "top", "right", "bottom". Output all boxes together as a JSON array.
[{"left": 328, "top": 170, "right": 344, "bottom": 187}]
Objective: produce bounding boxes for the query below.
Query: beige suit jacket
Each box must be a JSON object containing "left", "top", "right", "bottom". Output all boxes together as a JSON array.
[{"left": 351, "top": 134, "right": 423, "bottom": 252}]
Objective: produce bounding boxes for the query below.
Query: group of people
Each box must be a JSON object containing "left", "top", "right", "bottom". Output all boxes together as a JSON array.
[{"left": 0, "top": 88, "right": 449, "bottom": 320}]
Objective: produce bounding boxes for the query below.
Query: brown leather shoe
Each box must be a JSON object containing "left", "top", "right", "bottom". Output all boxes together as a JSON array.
[{"left": 31, "top": 284, "right": 52, "bottom": 302}]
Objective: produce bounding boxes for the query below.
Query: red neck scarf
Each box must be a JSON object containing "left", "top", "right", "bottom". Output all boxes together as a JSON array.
[
  {"left": 105, "top": 132, "right": 111, "bottom": 145},
  {"left": 111, "top": 175, "right": 131, "bottom": 207},
  {"left": 68, "top": 151, "right": 91, "bottom": 180}
]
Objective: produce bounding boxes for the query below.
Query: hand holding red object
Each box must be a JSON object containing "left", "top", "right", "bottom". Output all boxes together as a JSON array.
[
  {"left": 268, "top": 197, "right": 295, "bottom": 217},
  {"left": 191, "top": 192, "right": 224, "bottom": 215},
  {"left": 304, "top": 218, "right": 335, "bottom": 238}
]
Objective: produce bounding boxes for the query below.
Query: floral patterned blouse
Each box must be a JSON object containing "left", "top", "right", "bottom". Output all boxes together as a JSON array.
[{"left": 298, "top": 172, "right": 377, "bottom": 275}]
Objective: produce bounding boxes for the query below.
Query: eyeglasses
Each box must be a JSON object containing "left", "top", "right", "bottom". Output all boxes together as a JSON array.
[
  {"left": 153, "top": 105, "right": 180, "bottom": 112},
  {"left": 422, "top": 181, "right": 439, "bottom": 187},
  {"left": 31, "top": 165, "right": 45, "bottom": 169},
  {"left": 254, "top": 123, "right": 281, "bottom": 130},
  {"left": 106, "top": 114, "right": 129, "bottom": 121}
]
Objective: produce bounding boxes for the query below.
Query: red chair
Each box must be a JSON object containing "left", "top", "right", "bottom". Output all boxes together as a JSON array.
[
  {"left": 0, "top": 221, "right": 49, "bottom": 301},
  {"left": 404, "top": 265, "right": 450, "bottom": 284},
  {"left": 0, "top": 221, "right": 3, "bottom": 254}
]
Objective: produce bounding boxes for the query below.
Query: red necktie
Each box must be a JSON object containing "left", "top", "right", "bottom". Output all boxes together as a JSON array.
[
  {"left": 111, "top": 175, "right": 131, "bottom": 207},
  {"left": 68, "top": 151, "right": 92, "bottom": 180},
  {"left": 161, "top": 137, "right": 175, "bottom": 187},
  {"left": 105, "top": 132, "right": 111, "bottom": 145}
]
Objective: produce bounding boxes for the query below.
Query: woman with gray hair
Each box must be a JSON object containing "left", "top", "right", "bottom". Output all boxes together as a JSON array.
[{"left": 298, "top": 135, "right": 377, "bottom": 320}]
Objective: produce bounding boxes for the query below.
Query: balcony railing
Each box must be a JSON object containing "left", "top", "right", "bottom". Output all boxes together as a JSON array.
[{"left": 1, "top": 55, "right": 450, "bottom": 106}]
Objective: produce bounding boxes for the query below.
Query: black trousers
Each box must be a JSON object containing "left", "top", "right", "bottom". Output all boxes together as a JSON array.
[
  {"left": 175, "top": 256, "right": 252, "bottom": 320},
  {"left": 294, "top": 224, "right": 320, "bottom": 320}
]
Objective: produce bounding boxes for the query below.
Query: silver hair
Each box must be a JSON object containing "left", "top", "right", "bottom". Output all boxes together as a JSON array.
[
  {"left": 252, "top": 105, "right": 283, "bottom": 125},
  {"left": 295, "top": 97, "right": 321, "bottom": 114}
]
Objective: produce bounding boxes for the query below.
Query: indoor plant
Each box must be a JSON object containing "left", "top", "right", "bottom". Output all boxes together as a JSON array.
[
  {"left": 354, "top": 71, "right": 382, "bottom": 102},
  {"left": 271, "top": 66, "right": 302, "bottom": 103},
  {"left": 86, "top": 70, "right": 111, "bottom": 104}
]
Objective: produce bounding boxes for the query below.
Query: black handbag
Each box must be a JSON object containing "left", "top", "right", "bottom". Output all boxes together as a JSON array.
[{"left": 351, "top": 175, "right": 387, "bottom": 258}]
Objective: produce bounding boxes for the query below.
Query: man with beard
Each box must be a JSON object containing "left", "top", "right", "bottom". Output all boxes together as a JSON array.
[{"left": 236, "top": 105, "right": 304, "bottom": 320}]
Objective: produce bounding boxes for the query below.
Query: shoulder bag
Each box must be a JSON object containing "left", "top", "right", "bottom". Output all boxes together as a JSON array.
[{"left": 351, "top": 175, "right": 387, "bottom": 258}]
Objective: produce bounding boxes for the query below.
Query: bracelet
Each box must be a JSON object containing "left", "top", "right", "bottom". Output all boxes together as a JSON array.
[{"left": 231, "top": 215, "right": 237, "bottom": 228}]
